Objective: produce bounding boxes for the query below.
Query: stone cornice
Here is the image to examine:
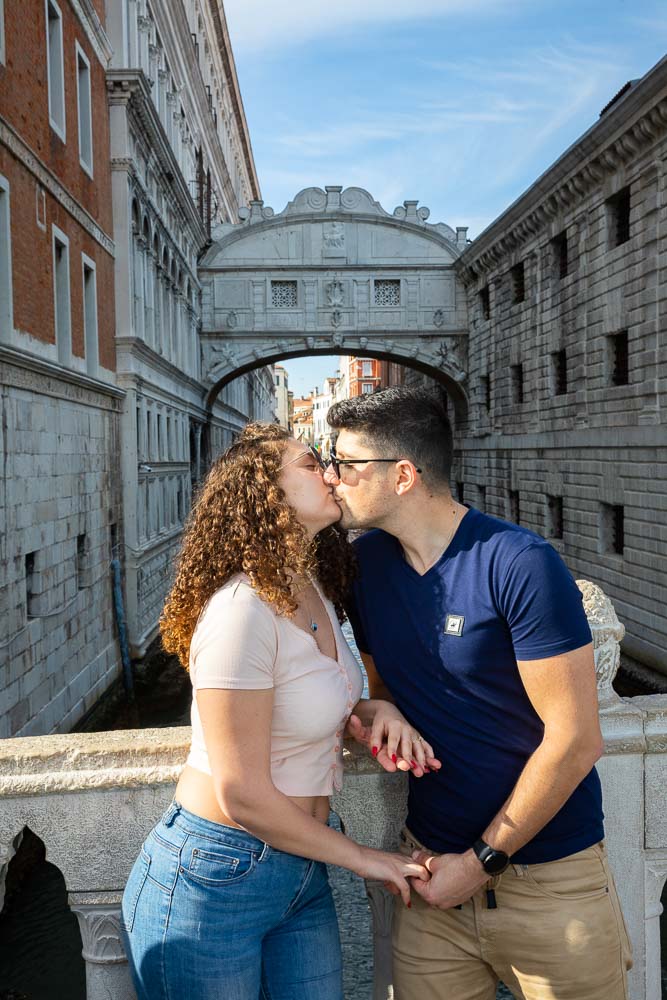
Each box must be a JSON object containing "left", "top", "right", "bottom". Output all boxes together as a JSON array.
[
  {"left": 106, "top": 70, "right": 208, "bottom": 251},
  {"left": 0, "top": 344, "right": 125, "bottom": 404},
  {"left": 115, "top": 336, "right": 206, "bottom": 397},
  {"left": 70, "top": 0, "right": 114, "bottom": 66},
  {"left": 0, "top": 118, "right": 115, "bottom": 256},
  {"left": 206, "top": 0, "right": 261, "bottom": 203},
  {"left": 457, "top": 56, "right": 667, "bottom": 284}
]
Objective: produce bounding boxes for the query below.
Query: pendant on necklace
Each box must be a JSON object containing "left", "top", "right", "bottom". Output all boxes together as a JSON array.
[{"left": 310, "top": 621, "right": 318, "bottom": 632}]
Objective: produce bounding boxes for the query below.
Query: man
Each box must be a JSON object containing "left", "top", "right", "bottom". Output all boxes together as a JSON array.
[{"left": 325, "top": 386, "right": 632, "bottom": 1000}]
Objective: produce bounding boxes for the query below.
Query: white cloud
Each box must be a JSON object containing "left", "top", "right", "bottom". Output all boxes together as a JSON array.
[{"left": 223, "top": 0, "right": 526, "bottom": 52}]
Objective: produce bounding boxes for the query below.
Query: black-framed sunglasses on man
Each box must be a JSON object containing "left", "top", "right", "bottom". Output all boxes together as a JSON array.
[{"left": 327, "top": 447, "right": 422, "bottom": 480}]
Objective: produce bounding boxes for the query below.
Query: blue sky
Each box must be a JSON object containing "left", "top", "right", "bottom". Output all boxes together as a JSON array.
[{"left": 223, "top": 0, "right": 667, "bottom": 395}]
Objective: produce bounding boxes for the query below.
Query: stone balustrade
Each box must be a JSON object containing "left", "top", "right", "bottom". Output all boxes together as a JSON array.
[{"left": 0, "top": 581, "right": 666, "bottom": 1000}]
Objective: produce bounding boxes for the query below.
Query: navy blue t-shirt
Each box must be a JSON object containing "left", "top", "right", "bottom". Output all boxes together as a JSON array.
[{"left": 347, "top": 508, "right": 603, "bottom": 864}]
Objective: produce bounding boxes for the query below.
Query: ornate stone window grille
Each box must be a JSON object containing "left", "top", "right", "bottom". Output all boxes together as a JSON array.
[
  {"left": 374, "top": 279, "right": 400, "bottom": 306},
  {"left": 271, "top": 281, "right": 298, "bottom": 307}
]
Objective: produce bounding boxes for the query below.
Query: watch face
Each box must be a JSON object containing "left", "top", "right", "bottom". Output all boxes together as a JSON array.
[{"left": 484, "top": 851, "right": 509, "bottom": 875}]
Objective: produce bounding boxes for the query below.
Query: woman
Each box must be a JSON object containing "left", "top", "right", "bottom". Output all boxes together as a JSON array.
[{"left": 121, "top": 423, "right": 439, "bottom": 1000}]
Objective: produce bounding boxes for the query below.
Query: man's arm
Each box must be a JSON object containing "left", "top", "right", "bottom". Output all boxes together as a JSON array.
[
  {"left": 481, "top": 641, "right": 603, "bottom": 854},
  {"left": 412, "top": 642, "right": 603, "bottom": 909},
  {"left": 360, "top": 651, "right": 394, "bottom": 702}
]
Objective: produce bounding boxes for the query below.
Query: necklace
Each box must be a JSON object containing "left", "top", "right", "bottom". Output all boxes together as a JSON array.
[{"left": 300, "top": 582, "right": 319, "bottom": 632}]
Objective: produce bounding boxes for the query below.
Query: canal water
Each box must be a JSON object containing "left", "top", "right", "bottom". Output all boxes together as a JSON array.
[{"left": 1, "top": 622, "right": 665, "bottom": 998}]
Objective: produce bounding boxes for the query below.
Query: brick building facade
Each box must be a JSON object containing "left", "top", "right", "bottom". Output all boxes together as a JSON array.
[
  {"left": 456, "top": 58, "right": 667, "bottom": 676},
  {"left": 0, "top": 0, "right": 122, "bottom": 737}
]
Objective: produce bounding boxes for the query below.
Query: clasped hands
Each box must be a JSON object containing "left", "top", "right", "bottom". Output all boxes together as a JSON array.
[{"left": 345, "top": 703, "right": 488, "bottom": 909}]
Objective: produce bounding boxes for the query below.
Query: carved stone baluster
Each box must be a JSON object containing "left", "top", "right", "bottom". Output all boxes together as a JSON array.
[{"left": 69, "top": 891, "right": 136, "bottom": 1000}]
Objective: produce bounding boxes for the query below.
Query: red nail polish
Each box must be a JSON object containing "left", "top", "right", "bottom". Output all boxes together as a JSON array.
[
  {"left": 407, "top": 901, "right": 412, "bottom": 908},
  {"left": 391, "top": 753, "right": 397, "bottom": 763},
  {"left": 372, "top": 746, "right": 378, "bottom": 757},
  {"left": 411, "top": 760, "right": 418, "bottom": 768}
]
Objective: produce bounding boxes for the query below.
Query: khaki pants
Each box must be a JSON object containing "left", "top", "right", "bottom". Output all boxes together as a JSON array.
[{"left": 393, "top": 828, "right": 633, "bottom": 1000}]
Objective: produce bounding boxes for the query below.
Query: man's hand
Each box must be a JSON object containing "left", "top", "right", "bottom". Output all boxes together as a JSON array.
[{"left": 409, "top": 849, "right": 488, "bottom": 909}]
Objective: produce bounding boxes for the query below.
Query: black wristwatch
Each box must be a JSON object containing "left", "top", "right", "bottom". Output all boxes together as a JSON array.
[{"left": 472, "top": 838, "right": 510, "bottom": 875}]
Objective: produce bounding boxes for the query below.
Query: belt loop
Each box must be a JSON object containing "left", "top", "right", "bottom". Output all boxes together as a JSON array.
[{"left": 162, "top": 800, "right": 180, "bottom": 827}]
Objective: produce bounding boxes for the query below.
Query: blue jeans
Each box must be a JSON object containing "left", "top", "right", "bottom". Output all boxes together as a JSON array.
[{"left": 121, "top": 800, "right": 344, "bottom": 1000}]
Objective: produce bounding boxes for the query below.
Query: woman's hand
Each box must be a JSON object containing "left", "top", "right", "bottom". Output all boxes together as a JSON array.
[
  {"left": 345, "top": 701, "right": 442, "bottom": 777},
  {"left": 353, "top": 846, "right": 431, "bottom": 907}
]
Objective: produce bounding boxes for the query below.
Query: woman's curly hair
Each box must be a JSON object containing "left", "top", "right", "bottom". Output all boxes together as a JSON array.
[{"left": 160, "top": 422, "right": 357, "bottom": 670}]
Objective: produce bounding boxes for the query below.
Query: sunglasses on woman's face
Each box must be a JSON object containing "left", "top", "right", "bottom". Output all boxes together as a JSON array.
[{"left": 279, "top": 445, "right": 327, "bottom": 473}]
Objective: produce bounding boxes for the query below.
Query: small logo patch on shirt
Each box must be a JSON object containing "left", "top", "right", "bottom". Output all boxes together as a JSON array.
[{"left": 444, "top": 614, "right": 465, "bottom": 636}]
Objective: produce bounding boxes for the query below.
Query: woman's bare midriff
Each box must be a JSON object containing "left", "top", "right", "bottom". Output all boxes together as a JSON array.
[{"left": 175, "top": 764, "right": 331, "bottom": 829}]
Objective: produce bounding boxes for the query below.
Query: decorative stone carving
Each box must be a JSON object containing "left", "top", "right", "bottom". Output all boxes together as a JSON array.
[
  {"left": 323, "top": 223, "right": 345, "bottom": 256},
  {"left": 332, "top": 331, "right": 343, "bottom": 347},
  {"left": 331, "top": 310, "right": 342, "bottom": 328},
  {"left": 325, "top": 279, "right": 344, "bottom": 307},
  {"left": 433, "top": 309, "right": 445, "bottom": 328},
  {"left": 70, "top": 893, "right": 127, "bottom": 964},
  {"left": 576, "top": 580, "right": 625, "bottom": 706},
  {"left": 359, "top": 337, "right": 368, "bottom": 349},
  {"left": 206, "top": 345, "right": 237, "bottom": 382},
  {"left": 226, "top": 310, "right": 238, "bottom": 330},
  {"left": 305, "top": 337, "right": 315, "bottom": 349}
]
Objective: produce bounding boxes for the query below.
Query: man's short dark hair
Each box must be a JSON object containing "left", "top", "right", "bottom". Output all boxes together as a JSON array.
[{"left": 327, "top": 386, "right": 453, "bottom": 490}]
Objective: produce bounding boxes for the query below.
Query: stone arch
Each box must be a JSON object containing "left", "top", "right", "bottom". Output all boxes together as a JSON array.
[{"left": 198, "top": 186, "right": 471, "bottom": 426}]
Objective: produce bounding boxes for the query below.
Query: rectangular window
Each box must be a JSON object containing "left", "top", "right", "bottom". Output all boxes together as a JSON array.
[
  {"left": 607, "top": 186, "right": 631, "bottom": 248},
  {"left": 547, "top": 495, "right": 563, "bottom": 539},
  {"left": 600, "top": 503, "right": 624, "bottom": 555},
  {"left": 46, "top": 0, "right": 66, "bottom": 140},
  {"left": 552, "top": 230, "right": 568, "bottom": 279},
  {"left": 510, "top": 363, "right": 524, "bottom": 404},
  {"left": 362, "top": 360, "right": 373, "bottom": 376},
  {"left": 607, "top": 331, "right": 629, "bottom": 386},
  {"left": 0, "top": 0, "right": 5, "bottom": 65},
  {"left": 479, "top": 285, "right": 490, "bottom": 320},
  {"left": 271, "top": 280, "right": 297, "bottom": 307},
  {"left": 81, "top": 254, "right": 98, "bottom": 374},
  {"left": 511, "top": 262, "right": 525, "bottom": 304},
  {"left": 481, "top": 374, "right": 491, "bottom": 412},
  {"left": 456, "top": 481, "right": 465, "bottom": 504},
  {"left": 25, "top": 551, "right": 38, "bottom": 618},
  {"left": 477, "top": 485, "right": 486, "bottom": 511},
  {"left": 551, "top": 349, "right": 567, "bottom": 395},
  {"left": 509, "top": 490, "right": 520, "bottom": 525},
  {"left": 76, "top": 532, "right": 88, "bottom": 589},
  {"left": 374, "top": 279, "right": 400, "bottom": 306},
  {"left": 52, "top": 226, "right": 71, "bottom": 364},
  {"left": 0, "top": 175, "right": 13, "bottom": 339},
  {"left": 76, "top": 42, "right": 93, "bottom": 176},
  {"left": 362, "top": 382, "right": 373, "bottom": 394}
]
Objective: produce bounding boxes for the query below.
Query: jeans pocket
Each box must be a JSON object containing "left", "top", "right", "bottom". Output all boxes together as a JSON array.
[
  {"left": 181, "top": 842, "right": 257, "bottom": 887},
  {"left": 121, "top": 847, "right": 150, "bottom": 934}
]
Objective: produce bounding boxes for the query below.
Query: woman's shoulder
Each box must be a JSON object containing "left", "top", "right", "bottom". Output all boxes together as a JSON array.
[{"left": 198, "top": 574, "right": 277, "bottom": 627}]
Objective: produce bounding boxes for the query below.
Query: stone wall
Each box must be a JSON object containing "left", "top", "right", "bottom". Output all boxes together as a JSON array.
[
  {"left": 0, "top": 355, "right": 124, "bottom": 738},
  {"left": 457, "top": 57, "right": 667, "bottom": 675}
]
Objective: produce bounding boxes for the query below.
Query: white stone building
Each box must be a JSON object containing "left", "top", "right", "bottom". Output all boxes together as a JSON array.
[
  {"left": 274, "top": 364, "right": 291, "bottom": 429},
  {"left": 105, "top": 0, "right": 273, "bottom": 658},
  {"left": 312, "top": 376, "right": 338, "bottom": 455}
]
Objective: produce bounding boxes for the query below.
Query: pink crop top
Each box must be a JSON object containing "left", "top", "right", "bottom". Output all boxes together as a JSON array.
[{"left": 185, "top": 574, "right": 365, "bottom": 795}]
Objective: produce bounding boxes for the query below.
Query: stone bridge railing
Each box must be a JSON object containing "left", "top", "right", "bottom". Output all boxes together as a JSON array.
[{"left": 1, "top": 581, "right": 666, "bottom": 1000}]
